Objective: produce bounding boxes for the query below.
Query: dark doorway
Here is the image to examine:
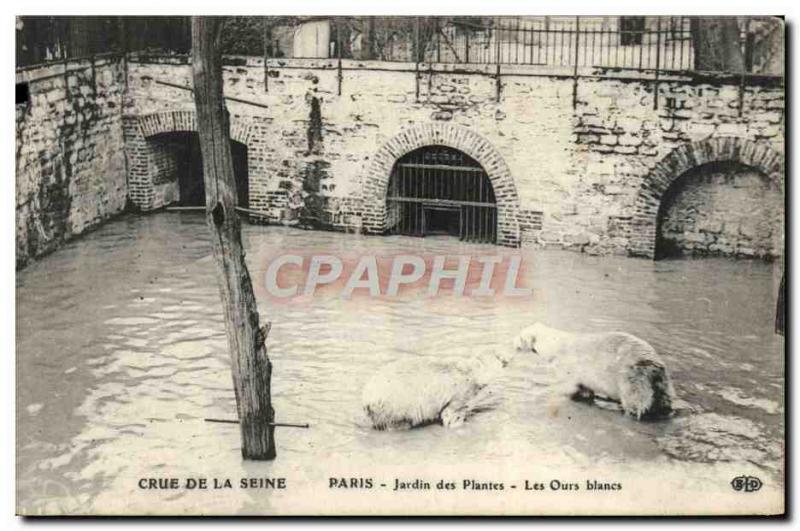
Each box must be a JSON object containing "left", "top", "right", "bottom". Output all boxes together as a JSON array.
[
  {"left": 177, "top": 135, "right": 204, "bottom": 206},
  {"left": 151, "top": 132, "right": 248, "bottom": 207},
  {"left": 425, "top": 206, "right": 461, "bottom": 236},
  {"left": 386, "top": 145, "right": 497, "bottom": 243}
]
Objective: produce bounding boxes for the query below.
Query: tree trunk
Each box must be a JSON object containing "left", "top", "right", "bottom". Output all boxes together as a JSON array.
[
  {"left": 691, "top": 17, "right": 746, "bottom": 72},
  {"left": 191, "top": 16, "right": 276, "bottom": 460},
  {"left": 361, "top": 17, "right": 375, "bottom": 60}
]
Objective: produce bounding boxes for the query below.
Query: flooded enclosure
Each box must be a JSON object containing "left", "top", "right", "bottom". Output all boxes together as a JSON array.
[
  {"left": 386, "top": 145, "right": 497, "bottom": 243},
  {"left": 13, "top": 13, "right": 786, "bottom": 517},
  {"left": 16, "top": 212, "right": 784, "bottom": 514},
  {"left": 149, "top": 132, "right": 249, "bottom": 207}
]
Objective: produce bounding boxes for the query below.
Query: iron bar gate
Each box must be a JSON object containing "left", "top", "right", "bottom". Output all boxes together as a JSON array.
[{"left": 387, "top": 146, "right": 497, "bottom": 243}]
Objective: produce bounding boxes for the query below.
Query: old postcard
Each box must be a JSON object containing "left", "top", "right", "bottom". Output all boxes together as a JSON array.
[{"left": 15, "top": 15, "right": 785, "bottom": 516}]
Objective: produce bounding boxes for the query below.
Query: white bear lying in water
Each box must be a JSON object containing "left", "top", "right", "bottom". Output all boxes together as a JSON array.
[
  {"left": 362, "top": 351, "right": 512, "bottom": 430},
  {"left": 514, "top": 322, "right": 675, "bottom": 420}
]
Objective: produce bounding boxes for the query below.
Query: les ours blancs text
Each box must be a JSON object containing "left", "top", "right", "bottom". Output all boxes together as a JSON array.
[
  {"left": 138, "top": 477, "right": 622, "bottom": 492},
  {"left": 329, "top": 477, "right": 623, "bottom": 492}
]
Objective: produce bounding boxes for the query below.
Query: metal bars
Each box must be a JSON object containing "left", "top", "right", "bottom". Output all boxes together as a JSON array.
[
  {"left": 387, "top": 146, "right": 497, "bottom": 244},
  {"left": 17, "top": 16, "right": 780, "bottom": 79}
]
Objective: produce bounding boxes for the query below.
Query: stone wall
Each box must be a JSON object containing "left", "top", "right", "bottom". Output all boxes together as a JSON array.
[
  {"left": 151, "top": 136, "right": 184, "bottom": 186},
  {"left": 122, "top": 56, "right": 785, "bottom": 256},
  {"left": 657, "top": 161, "right": 783, "bottom": 259},
  {"left": 14, "top": 53, "right": 784, "bottom": 269},
  {"left": 568, "top": 78, "right": 784, "bottom": 257},
  {"left": 16, "top": 57, "right": 128, "bottom": 269}
]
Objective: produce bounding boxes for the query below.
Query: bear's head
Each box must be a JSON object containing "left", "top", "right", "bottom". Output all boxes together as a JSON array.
[
  {"left": 514, "top": 322, "right": 546, "bottom": 355},
  {"left": 458, "top": 351, "right": 511, "bottom": 387}
]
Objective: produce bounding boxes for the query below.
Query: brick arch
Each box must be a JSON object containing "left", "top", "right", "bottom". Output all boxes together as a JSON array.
[
  {"left": 628, "top": 137, "right": 784, "bottom": 258},
  {"left": 362, "top": 123, "right": 521, "bottom": 246},
  {"left": 136, "top": 110, "right": 253, "bottom": 145}
]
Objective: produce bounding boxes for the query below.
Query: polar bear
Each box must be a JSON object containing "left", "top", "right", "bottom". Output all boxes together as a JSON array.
[
  {"left": 514, "top": 322, "right": 675, "bottom": 420},
  {"left": 362, "top": 350, "right": 513, "bottom": 430}
]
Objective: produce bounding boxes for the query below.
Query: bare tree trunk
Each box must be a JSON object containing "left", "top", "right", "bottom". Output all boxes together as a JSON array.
[
  {"left": 361, "top": 17, "right": 375, "bottom": 60},
  {"left": 691, "top": 16, "right": 745, "bottom": 72},
  {"left": 191, "top": 16, "right": 276, "bottom": 460}
]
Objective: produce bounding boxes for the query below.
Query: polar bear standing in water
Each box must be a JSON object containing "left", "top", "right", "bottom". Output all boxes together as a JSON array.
[
  {"left": 362, "top": 351, "right": 512, "bottom": 430},
  {"left": 514, "top": 322, "right": 675, "bottom": 420}
]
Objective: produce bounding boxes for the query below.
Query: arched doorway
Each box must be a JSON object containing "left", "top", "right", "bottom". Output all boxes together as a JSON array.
[
  {"left": 148, "top": 132, "right": 249, "bottom": 207},
  {"left": 386, "top": 145, "right": 497, "bottom": 243},
  {"left": 655, "top": 160, "right": 783, "bottom": 260},
  {"left": 363, "top": 123, "right": 520, "bottom": 247},
  {"left": 628, "top": 137, "right": 784, "bottom": 259}
]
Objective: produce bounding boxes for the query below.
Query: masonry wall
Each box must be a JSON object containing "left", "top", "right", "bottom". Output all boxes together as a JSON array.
[
  {"left": 151, "top": 137, "right": 184, "bottom": 185},
  {"left": 124, "top": 57, "right": 785, "bottom": 255},
  {"left": 657, "top": 162, "right": 783, "bottom": 259},
  {"left": 569, "top": 77, "right": 784, "bottom": 256},
  {"left": 16, "top": 57, "right": 128, "bottom": 269}
]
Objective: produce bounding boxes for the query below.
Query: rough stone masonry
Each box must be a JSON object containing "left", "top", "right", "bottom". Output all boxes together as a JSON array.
[
  {"left": 16, "top": 54, "right": 785, "bottom": 268},
  {"left": 16, "top": 57, "right": 127, "bottom": 269}
]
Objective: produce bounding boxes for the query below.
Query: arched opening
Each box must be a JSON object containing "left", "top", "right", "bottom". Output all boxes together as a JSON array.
[
  {"left": 628, "top": 137, "right": 784, "bottom": 259},
  {"left": 655, "top": 160, "right": 783, "bottom": 260},
  {"left": 386, "top": 145, "right": 497, "bottom": 243},
  {"left": 148, "top": 132, "right": 249, "bottom": 207}
]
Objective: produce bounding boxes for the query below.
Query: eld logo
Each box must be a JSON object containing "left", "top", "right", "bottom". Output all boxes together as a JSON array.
[{"left": 731, "top": 475, "right": 763, "bottom": 493}]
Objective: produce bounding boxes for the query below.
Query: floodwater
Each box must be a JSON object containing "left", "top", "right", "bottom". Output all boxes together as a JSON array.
[{"left": 16, "top": 212, "right": 784, "bottom": 515}]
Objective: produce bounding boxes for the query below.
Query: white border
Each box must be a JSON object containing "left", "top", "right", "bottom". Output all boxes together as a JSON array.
[{"left": 3, "top": 1, "right": 796, "bottom": 528}]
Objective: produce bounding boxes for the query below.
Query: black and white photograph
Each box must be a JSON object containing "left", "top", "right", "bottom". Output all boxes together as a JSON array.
[{"left": 10, "top": 8, "right": 787, "bottom": 517}]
